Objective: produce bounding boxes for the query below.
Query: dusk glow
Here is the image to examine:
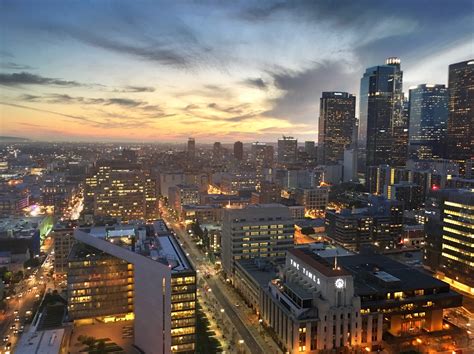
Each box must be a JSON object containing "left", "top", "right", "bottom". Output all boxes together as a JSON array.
[{"left": 1, "top": 0, "right": 472, "bottom": 142}]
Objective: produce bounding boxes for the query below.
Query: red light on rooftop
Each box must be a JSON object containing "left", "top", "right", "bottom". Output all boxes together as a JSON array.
[{"left": 432, "top": 185, "right": 439, "bottom": 191}]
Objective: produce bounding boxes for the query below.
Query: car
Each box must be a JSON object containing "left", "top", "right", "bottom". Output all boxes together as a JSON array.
[
  {"left": 3, "top": 335, "right": 9, "bottom": 342},
  {"left": 5, "top": 341, "right": 11, "bottom": 350},
  {"left": 13, "top": 310, "right": 18, "bottom": 315},
  {"left": 14, "top": 316, "right": 20, "bottom": 322},
  {"left": 9, "top": 324, "right": 15, "bottom": 330}
]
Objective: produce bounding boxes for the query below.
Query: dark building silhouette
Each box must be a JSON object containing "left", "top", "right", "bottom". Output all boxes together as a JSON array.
[{"left": 233, "top": 141, "right": 243, "bottom": 160}]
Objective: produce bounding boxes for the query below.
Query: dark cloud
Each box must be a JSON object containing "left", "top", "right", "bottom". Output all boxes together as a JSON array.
[
  {"left": 207, "top": 102, "right": 250, "bottom": 115},
  {"left": 104, "top": 98, "right": 142, "bottom": 107},
  {"left": 115, "top": 86, "right": 155, "bottom": 93},
  {"left": 242, "top": 77, "right": 268, "bottom": 90},
  {"left": 184, "top": 104, "right": 199, "bottom": 110},
  {"left": 0, "top": 72, "right": 81, "bottom": 87},
  {"left": 0, "top": 62, "right": 35, "bottom": 70},
  {"left": 265, "top": 61, "right": 358, "bottom": 123}
]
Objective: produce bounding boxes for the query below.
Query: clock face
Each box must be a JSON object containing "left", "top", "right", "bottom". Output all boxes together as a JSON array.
[{"left": 335, "top": 278, "right": 344, "bottom": 289}]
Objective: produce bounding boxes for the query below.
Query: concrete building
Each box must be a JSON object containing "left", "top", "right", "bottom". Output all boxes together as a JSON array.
[
  {"left": 233, "top": 141, "right": 244, "bottom": 161},
  {"left": 69, "top": 221, "right": 196, "bottom": 353},
  {"left": 325, "top": 196, "right": 403, "bottom": 251},
  {"left": 168, "top": 184, "right": 200, "bottom": 213},
  {"left": 294, "top": 187, "right": 329, "bottom": 212},
  {"left": 278, "top": 136, "right": 298, "bottom": 165},
  {"left": 52, "top": 225, "right": 75, "bottom": 275},
  {"left": 221, "top": 204, "right": 294, "bottom": 278},
  {"left": 236, "top": 246, "right": 462, "bottom": 353}
]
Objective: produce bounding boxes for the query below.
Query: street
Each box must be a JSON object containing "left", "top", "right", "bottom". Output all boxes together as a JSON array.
[{"left": 161, "top": 207, "right": 281, "bottom": 354}]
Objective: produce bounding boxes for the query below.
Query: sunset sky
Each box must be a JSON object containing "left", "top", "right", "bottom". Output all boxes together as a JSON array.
[{"left": 0, "top": 0, "right": 472, "bottom": 143}]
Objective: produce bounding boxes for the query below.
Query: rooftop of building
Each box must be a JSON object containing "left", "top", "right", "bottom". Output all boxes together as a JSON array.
[
  {"left": 235, "top": 258, "right": 282, "bottom": 287},
  {"left": 0, "top": 215, "right": 50, "bottom": 235},
  {"left": 75, "top": 220, "right": 193, "bottom": 273},
  {"left": 330, "top": 253, "right": 452, "bottom": 295},
  {"left": 15, "top": 328, "right": 65, "bottom": 354},
  {"left": 288, "top": 248, "right": 351, "bottom": 277}
]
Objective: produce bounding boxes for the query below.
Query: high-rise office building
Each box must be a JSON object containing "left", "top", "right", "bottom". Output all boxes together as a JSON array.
[
  {"left": 233, "top": 141, "right": 243, "bottom": 160},
  {"left": 213, "top": 141, "right": 222, "bottom": 161},
  {"left": 221, "top": 204, "right": 294, "bottom": 278},
  {"left": 446, "top": 60, "right": 474, "bottom": 168},
  {"left": 391, "top": 98, "right": 409, "bottom": 166},
  {"left": 277, "top": 136, "right": 298, "bottom": 165},
  {"left": 251, "top": 142, "right": 274, "bottom": 181},
  {"left": 69, "top": 221, "right": 196, "bottom": 353},
  {"left": 424, "top": 189, "right": 474, "bottom": 295},
  {"left": 304, "top": 141, "right": 316, "bottom": 159},
  {"left": 318, "top": 92, "right": 356, "bottom": 164},
  {"left": 84, "top": 160, "right": 146, "bottom": 221},
  {"left": 408, "top": 84, "right": 448, "bottom": 160},
  {"left": 187, "top": 138, "right": 195, "bottom": 160},
  {"left": 359, "top": 57, "right": 404, "bottom": 167}
]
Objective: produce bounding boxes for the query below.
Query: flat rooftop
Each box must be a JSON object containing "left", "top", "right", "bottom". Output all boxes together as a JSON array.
[
  {"left": 332, "top": 254, "right": 452, "bottom": 295},
  {"left": 75, "top": 220, "right": 192, "bottom": 273},
  {"left": 15, "top": 328, "right": 64, "bottom": 354},
  {"left": 235, "top": 258, "right": 282, "bottom": 287}
]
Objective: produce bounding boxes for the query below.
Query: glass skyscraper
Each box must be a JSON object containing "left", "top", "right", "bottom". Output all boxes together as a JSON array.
[
  {"left": 446, "top": 59, "right": 474, "bottom": 168},
  {"left": 359, "top": 57, "right": 404, "bottom": 168},
  {"left": 318, "top": 92, "right": 356, "bottom": 165},
  {"left": 408, "top": 84, "right": 448, "bottom": 160}
]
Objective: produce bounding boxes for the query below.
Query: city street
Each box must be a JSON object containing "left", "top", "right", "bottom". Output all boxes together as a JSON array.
[
  {"left": 0, "top": 250, "right": 54, "bottom": 354},
  {"left": 161, "top": 207, "right": 282, "bottom": 354}
]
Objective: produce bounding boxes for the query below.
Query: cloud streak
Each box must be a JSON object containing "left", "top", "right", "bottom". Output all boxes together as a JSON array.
[{"left": 0, "top": 72, "right": 81, "bottom": 87}]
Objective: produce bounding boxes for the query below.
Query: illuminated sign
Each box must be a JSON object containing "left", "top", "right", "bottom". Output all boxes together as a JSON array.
[{"left": 290, "top": 258, "right": 321, "bottom": 285}]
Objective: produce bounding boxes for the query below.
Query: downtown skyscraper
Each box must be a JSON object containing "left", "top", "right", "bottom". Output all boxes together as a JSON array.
[
  {"left": 408, "top": 84, "right": 448, "bottom": 160},
  {"left": 446, "top": 59, "right": 474, "bottom": 169},
  {"left": 318, "top": 92, "right": 356, "bottom": 165},
  {"left": 359, "top": 57, "right": 405, "bottom": 168}
]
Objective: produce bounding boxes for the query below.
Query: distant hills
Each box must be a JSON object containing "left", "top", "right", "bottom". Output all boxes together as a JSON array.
[{"left": 0, "top": 136, "right": 31, "bottom": 143}]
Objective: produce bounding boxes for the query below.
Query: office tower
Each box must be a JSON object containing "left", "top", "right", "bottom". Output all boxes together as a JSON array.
[
  {"left": 69, "top": 221, "right": 196, "bottom": 353},
  {"left": 233, "top": 141, "right": 243, "bottom": 160},
  {"left": 304, "top": 141, "right": 316, "bottom": 159},
  {"left": 251, "top": 181, "right": 281, "bottom": 204},
  {"left": 408, "top": 84, "right": 448, "bottom": 159},
  {"left": 293, "top": 186, "right": 329, "bottom": 212},
  {"left": 446, "top": 60, "right": 474, "bottom": 168},
  {"left": 213, "top": 141, "right": 222, "bottom": 161},
  {"left": 221, "top": 204, "right": 294, "bottom": 277},
  {"left": 343, "top": 147, "right": 358, "bottom": 182},
  {"left": 391, "top": 98, "right": 409, "bottom": 166},
  {"left": 52, "top": 226, "right": 75, "bottom": 275},
  {"left": 359, "top": 57, "right": 404, "bottom": 167},
  {"left": 168, "top": 184, "right": 200, "bottom": 213},
  {"left": 94, "top": 169, "right": 146, "bottom": 221},
  {"left": 318, "top": 92, "right": 356, "bottom": 164},
  {"left": 424, "top": 189, "right": 474, "bottom": 294},
  {"left": 325, "top": 195, "right": 403, "bottom": 251},
  {"left": 251, "top": 142, "right": 274, "bottom": 181},
  {"left": 277, "top": 136, "right": 298, "bottom": 165},
  {"left": 84, "top": 160, "right": 146, "bottom": 221},
  {"left": 384, "top": 181, "right": 424, "bottom": 210},
  {"left": 144, "top": 172, "right": 159, "bottom": 219},
  {"left": 187, "top": 138, "right": 195, "bottom": 160}
]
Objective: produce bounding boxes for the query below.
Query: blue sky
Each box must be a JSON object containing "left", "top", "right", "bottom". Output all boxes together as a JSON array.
[{"left": 0, "top": 0, "right": 472, "bottom": 142}]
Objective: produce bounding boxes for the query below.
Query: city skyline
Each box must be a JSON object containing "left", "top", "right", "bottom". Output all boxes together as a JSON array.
[{"left": 0, "top": 0, "right": 472, "bottom": 143}]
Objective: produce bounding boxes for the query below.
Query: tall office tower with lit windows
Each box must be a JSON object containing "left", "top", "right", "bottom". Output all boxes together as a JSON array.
[
  {"left": 359, "top": 57, "right": 404, "bottom": 168},
  {"left": 277, "top": 136, "right": 298, "bottom": 165},
  {"left": 408, "top": 84, "right": 448, "bottom": 160},
  {"left": 446, "top": 60, "right": 474, "bottom": 171},
  {"left": 233, "top": 140, "right": 243, "bottom": 160},
  {"left": 69, "top": 221, "right": 196, "bottom": 353},
  {"left": 424, "top": 189, "right": 474, "bottom": 295},
  {"left": 318, "top": 92, "right": 356, "bottom": 164}
]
